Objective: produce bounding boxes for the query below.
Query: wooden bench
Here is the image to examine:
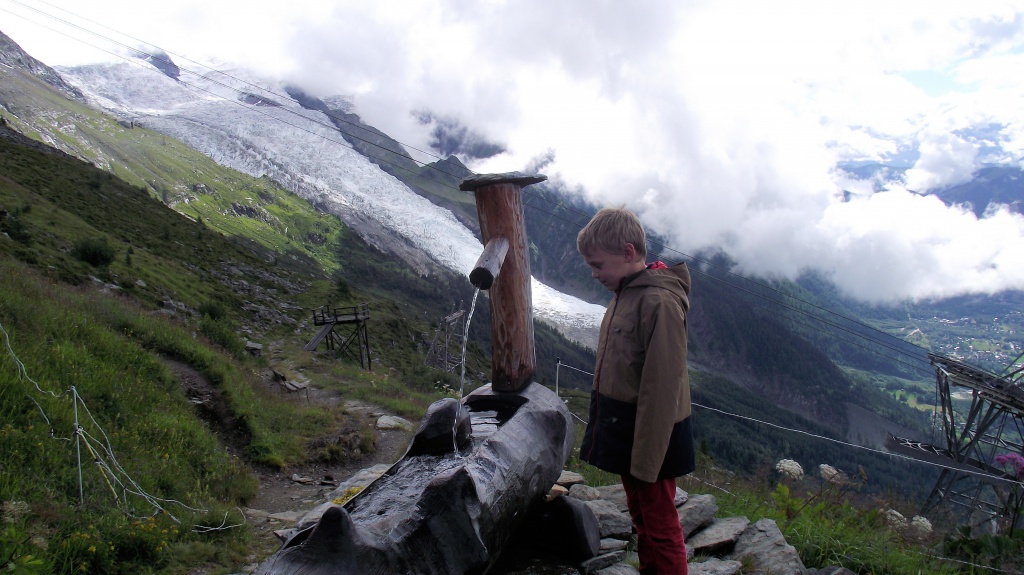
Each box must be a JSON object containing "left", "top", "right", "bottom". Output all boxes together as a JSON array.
[{"left": 272, "top": 369, "right": 310, "bottom": 403}]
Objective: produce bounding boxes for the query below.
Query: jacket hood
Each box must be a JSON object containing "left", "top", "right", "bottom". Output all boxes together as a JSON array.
[{"left": 621, "top": 262, "right": 691, "bottom": 311}]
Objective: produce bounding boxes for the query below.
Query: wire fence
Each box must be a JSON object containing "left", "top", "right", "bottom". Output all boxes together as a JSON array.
[{"left": 1, "top": 320, "right": 243, "bottom": 532}]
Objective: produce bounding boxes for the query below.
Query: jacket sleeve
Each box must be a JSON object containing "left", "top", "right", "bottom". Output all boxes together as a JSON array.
[{"left": 630, "top": 291, "right": 688, "bottom": 482}]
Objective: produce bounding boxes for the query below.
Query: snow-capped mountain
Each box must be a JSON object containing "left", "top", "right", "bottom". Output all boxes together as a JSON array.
[{"left": 57, "top": 58, "right": 605, "bottom": 346}]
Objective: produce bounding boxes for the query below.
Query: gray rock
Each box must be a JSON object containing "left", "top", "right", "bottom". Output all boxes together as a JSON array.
[
  {"left": 726, "top": 518, "right": 806, "bottom": 575},
  {"left": 594, "top": 563, "right": 640, "bottom": 575},
  {"left": 579, "top": 483, "right": 684, "bottom": 511},
  {"left": 690, "top": 557, "right": 743, "bottom": 575},
  {"left": 584, "top": 499, "right": 634, "bottom": 539},
  {"left": 600, "top": 537, "right": 629, "bottom": 553},
  {"left": 558, "top": 470, "right": 587, "bottom": 486},
  {"left": 678, "top": 493, "right": 718, "bottom": 537},
  {"left": 243, "top": 508, "right": 271, "bottom": 520},
  {"left": 376, "top": 414, "right": 412, "bottom": 431},
  {"left": 687, "top": 516, "right": 750, "bottom": 556},
  {"left": 268, "top": 510, "right": 303, "bottom": 523},
  {"left": 675, "top": 487, "right": 689, "bottom": 507},
  {"left": 569, "top": 483, "right": 603, "bottom": 501},
  {"left": 807, "top": 568, "right": 857, "bottom": 575},
  {"left": 596, "top": 484, "right": 629, "bottom": 513},
  {"left": 581, "top": 550, "right": 627, "bottom": 573}
]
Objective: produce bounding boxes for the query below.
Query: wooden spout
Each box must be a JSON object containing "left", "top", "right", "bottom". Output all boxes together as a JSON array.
[
  {"left": 460, "top": 172, "right": 546, "bottom": 392},
  {"left": 470, "top": 236, "right": 510, "bottom": 290}
]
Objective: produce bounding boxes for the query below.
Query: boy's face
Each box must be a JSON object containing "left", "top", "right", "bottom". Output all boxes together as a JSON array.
[{"left": 584, "top": 244, "right": 645, "bottom": 292}]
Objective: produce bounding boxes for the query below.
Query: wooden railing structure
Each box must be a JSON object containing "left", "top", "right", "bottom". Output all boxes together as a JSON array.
[{"left": 303, "top": 303, "right": 372, "bottom": 370}]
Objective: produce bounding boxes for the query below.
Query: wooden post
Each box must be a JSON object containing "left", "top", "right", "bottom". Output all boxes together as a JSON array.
[{"left": 460, "top": 172, "right": 546, "bottom": 392}]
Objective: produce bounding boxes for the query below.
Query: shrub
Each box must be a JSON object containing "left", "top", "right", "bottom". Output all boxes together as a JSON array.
[
  {"left": 198, "top": 300, "right": 228, "bottom": 321},
  {"left": 72, "top": 237, "right": 116, "bottom": 267},
  {"left": 199, "top": 316, "right": 245, "bottom": 358},
  {"left": 0, "top": 214, "right": 32, "bottom": 245}
]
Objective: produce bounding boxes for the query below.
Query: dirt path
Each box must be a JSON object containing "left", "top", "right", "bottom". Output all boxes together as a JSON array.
[
  {"left": 243, "top": 412, "right": 412, "bottom": 564},
  {"left": 162, "top": 358, "right": 413, "bottom": 568},
  {"left": 165, "top": 361, "right": 576, "bottom": 574}
]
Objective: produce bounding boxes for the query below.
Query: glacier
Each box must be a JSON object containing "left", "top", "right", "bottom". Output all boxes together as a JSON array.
[{"left": 58, "top": 59, "right": 604, "bottom": 348}]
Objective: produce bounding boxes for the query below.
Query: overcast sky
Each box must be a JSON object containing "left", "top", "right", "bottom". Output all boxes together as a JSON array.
[{"left": 3, "top": 0, "right": 1024, "bottom": 303}]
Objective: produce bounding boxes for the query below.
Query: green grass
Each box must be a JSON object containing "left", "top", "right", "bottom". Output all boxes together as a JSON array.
[
  {"left": 0, "top": 263, "right": 256, "bottom": 574},
  {"left": 680, "top": 456, "right": 1024, "bottom": 574}
]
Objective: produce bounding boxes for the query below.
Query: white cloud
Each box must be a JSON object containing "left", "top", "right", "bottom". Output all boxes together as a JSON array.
[
  {"left": 905, "top": 128, "right": 979, "bottom": 191},
  {"left": 4, "top": 0, "right": 1024, "bottom": 303}
]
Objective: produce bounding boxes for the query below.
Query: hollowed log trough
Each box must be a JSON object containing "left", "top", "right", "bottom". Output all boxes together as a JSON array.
[
  {"left": 254, "top": 172, "right": 563, "bottom": 574},
  {"left": 253, "top": 382, "right": 573, "bottom": 575}
]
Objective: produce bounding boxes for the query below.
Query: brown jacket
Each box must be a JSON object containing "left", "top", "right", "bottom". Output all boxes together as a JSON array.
[{"left": 580, "top": 262, "right": 694, "bottom": 482}]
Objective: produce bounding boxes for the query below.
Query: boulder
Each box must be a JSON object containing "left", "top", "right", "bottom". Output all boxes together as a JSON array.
[
  {"left": 518, "top": 494, "right": 602, "bottom": 562},
  {"left": 690, "top": 557, "right": 743, "bottom": 575},
  {"left": 595, "top": 484, "right": 629, "bottom": 513},
  {"left": 594, "top": 563, "right": 640, "bottom": 575},
  {"left": 678, "top": 493, "right": 718, "bottom": 537},
  {"left": 581, "top": 550, "right": 627, "bottom": 573},
  {"left": 569, "top": 483, "right": 603, "bottom": 501},
  {"left": 557, "top": 470, "right": 587, "bottom": 487},
  {"left": 726, "top": 518, "right": 806, "bottom": 575},
  {"left": 584, "top": 498, "right": 634, "bottom": 539},
  {"left": 687, "top": 516, "right": 750, "bottom": 556}
]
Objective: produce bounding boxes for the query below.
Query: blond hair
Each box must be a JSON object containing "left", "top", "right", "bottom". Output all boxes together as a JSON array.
[{"left": 577, "top": 207, "right": 647, "bottom": 258}]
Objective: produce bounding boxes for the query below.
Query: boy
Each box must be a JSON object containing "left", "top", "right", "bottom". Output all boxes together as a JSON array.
[{"left": 577, "top": 207, "right": 694, "bottom": 574}]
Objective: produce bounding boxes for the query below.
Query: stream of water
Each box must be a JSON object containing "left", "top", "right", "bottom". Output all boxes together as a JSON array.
[{"left": 453, "top": 287, "right": 480, "bottom": 455}]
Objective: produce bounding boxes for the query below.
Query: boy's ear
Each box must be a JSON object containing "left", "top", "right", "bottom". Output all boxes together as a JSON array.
[{"left": 623, "top": 242, "right": 637, "bottom": 263}]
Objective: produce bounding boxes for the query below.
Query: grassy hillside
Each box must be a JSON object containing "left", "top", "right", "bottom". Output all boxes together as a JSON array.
[{"left": 0, "top": 122, "right": 468, "bottom": 573}]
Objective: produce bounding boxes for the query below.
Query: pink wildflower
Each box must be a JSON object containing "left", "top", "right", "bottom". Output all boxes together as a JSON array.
[{"left": 994, "top": 452, "right": 1024, "bottom": 480}]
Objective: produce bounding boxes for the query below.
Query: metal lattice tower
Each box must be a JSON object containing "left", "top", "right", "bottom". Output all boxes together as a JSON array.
[
  {"left": 425, "top": 309, "right": 466, "bottom": 373},
  {"left": 887, "top": 353, "right": 1024, "bottom": 530}
]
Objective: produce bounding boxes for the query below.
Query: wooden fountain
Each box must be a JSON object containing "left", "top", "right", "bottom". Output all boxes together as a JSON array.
[{"left": 253, "top": 172, "right": 575, "bottom": 575}]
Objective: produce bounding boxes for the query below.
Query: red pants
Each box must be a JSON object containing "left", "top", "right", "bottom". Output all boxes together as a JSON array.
[{"left": 621, "top": 475, "right": 688, "bottom": 575}]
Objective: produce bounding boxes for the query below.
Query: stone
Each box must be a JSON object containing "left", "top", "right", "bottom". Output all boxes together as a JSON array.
[
  {"left": 675, "top": 487, "right": 689, "bottom": 507},
  {"left": 584, "top": 499, "right": 634, "bottom": 539},
  {"left": 726, "top": 518, "right": 806, "bottom": 575},
  {"left": 376, "top": 414, "right": 412, "bottom": 431},
  {"left": 678, "top": 493, "right": 718, "bottom": 537},
  {"left": 273, "top": 529, "right": 296, "bottom": 542},
  {"left": 581, "top": 550, "right": 626, "bottom": 573},
  {"left": 518, "top": 493, "right": 602, "bottom": 562},
  {"left": 595, "top": 483, "right": 629, "bottom": 513},
  {"left": 594, "top": 563, "right": 640, "bottom": 575},
  {"left": 546, "top": 484, "right": 569, "bottom": 501},
  {"left": 243, "top": 508, "right": 271, "bottom": 520},
  {"left": 569, "top": 483, "right": 602, "bottom": 501},
  {"left": 600, "top": 538, "right": 629, "bottom": 553},
  {"left": 557, "top": 470, "right": 587, "bottom": 486},
  {"left": 690, "top": 557, "right": 743, "bottom": 575},
  {"left": 268, "top": 510, "right": 303, "bottom": 523},
  {"left": 687, "top": 516, "right": 750, "bottom": 556},
  {"left": 807, "top": 568, "right": 857, "bottom": 575}
]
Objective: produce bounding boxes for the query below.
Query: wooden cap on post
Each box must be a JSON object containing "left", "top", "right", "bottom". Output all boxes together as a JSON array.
[{"left": 460, "top": 172, "right": 547, "bottom": 392}]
